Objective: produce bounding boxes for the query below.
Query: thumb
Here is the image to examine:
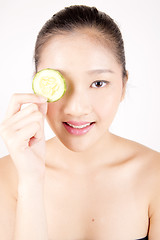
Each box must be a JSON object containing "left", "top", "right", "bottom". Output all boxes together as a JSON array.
[{"left": 36, "top": 101, "right": 48, "bottom": 117}]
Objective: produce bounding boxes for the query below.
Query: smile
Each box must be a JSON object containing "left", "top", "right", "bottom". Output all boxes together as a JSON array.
[
  {"left": 65, "top": 122, "right": 91, "bottom": 128},
  {"left": 62, "top": 122, "right": 95, "bottom": 135}
]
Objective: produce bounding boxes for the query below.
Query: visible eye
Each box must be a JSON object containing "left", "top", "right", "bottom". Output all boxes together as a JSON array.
[{"left": 91, "top": 80, "right": 109, "bottom": 88}]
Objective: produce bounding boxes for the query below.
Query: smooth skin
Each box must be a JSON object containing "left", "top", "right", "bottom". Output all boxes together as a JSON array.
[{"left": 0, "top": 28, "right": 160, "bottom": 240}]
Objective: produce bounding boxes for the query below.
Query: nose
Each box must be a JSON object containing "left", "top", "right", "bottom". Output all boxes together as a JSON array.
[{"left": 63, "top": 89, "right": 92, "bottom": 117}]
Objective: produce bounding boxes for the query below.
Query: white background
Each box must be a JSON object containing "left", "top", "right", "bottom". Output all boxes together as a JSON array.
[{"left": 0, "top": 0, "right": 160, "bottom": 157}]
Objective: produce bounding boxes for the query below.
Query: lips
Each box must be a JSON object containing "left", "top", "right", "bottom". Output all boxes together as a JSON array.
[{"left": 62, "top": 121, "right": 95, "bottom": 135}]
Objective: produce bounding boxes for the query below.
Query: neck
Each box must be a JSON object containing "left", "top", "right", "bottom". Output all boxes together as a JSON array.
[{"left": 46, "top": 132, "right": 120, "bottom": 174}]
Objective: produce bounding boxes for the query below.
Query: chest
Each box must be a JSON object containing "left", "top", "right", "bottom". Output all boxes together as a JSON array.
[{"left": 44, "top": 170, "right": 149, "bottom": 239}]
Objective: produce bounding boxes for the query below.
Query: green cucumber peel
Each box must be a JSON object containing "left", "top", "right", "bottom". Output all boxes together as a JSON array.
[{"left": 32, "top": 68, "right": 66, "bottom": 102}]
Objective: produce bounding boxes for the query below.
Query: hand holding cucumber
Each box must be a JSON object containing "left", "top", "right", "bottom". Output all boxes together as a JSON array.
[
  {"left": 0, "top": 69, "right": 66, "bottom": 181},
  {"left": 0, "top": 93, "right": 48, "bottom": 181}
]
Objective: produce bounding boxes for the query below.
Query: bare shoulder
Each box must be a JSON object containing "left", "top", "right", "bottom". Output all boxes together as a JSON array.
[
  {"left": 119, "top": 137, "right": 160, "bottom": 237},
  {"left": 128, "top": 137, "right": 160, "bottom": 166},
  {"left": 120, "top": 135, "right": 160, "bottom": 187},
  {"left": 117, "top": 135, "right": 160, "bottom": 163},
  {"left": 116, "top": 135, "right": 160, "bottom": 180},
  {"left": 0, "top": 155, "right": 18, "bottom": 239}
]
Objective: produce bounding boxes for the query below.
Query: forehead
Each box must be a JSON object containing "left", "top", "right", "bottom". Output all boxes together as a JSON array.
[{"left": 38, "top": 29, "right": 120, "bottom": 72}]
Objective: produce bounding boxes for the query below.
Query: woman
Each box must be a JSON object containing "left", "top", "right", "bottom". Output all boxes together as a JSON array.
[{"left": 0, "top": 5, "right": 159, "bottom": 240}]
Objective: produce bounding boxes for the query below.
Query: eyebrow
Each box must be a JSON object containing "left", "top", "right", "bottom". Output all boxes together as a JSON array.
[
  {"left": 86, "top": 69, "right": 115, "bottom": 74},
  {"left": 55, "top": 69, "right": 115, "bottom": 75}
]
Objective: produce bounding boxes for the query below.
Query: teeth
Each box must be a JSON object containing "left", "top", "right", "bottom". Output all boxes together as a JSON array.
[{"left": 66, "top": 122, "right": 91, "bottom": 129}]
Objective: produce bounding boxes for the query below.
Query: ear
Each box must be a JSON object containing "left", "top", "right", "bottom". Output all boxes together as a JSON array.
[{"left": 121, "top": 70, "right": 129, "bottom": 102}]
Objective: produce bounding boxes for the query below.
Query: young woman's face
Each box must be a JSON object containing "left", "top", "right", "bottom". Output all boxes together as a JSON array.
[{"left": 37, "top": 30, "right": 126, "bottom": 152}]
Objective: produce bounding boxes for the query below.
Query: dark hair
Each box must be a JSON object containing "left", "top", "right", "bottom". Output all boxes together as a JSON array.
[{"left": 34, "top": 5, "right": 127, "bottom": 85}]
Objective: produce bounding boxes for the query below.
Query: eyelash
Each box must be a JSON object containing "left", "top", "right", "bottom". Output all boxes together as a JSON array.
[{"left": 91, "top": 80, "right": 109, "bottom": 88}]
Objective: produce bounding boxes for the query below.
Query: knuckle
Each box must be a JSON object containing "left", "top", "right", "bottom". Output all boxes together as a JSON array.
[
  {"left": 33, "top": 110, "right": 43, "bottom": 119},
  {"left": 31, "top": 103, "right": 39, "bottom": 111},
  {"left": 9, "top": 93, "right": 20, "bottom": 106},
  {"left": 1, "top": 128, "right": 12, "bottom": 140},
  {"left": 11, "top": 93, "right": 19, "bottom": 101},
  {"left": 7, "top": 136, "right": 15, "bottom": 146},
  {"left": 37, "top": 111, "right": 43, "bottom": 119},
  {"left": 0, "top": 121, "right": 15, "bottom": 138},
  {"left": 34, "top": 121, "right": 41, "bottom": 129},
  {"left": 12, "top": 93, "right": 18, "bottom": 98}
]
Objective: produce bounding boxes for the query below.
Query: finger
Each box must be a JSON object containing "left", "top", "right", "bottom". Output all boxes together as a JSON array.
[
  {"left": 5, "top": 93, "right": 47, "bottom": 120},
  {"left": 35, "top": 102, "right": 48, "bottom": 117},
  {"left": 7, "top": 103, "right": 39, "bottom": 125},
  {"left": 8, "top": 102, "right": 47, "bottom": 127},
  {"left": 13, "top": 111, "right": 44, "bottom": 132},
  {"left": 16, "top": 121, "right": 42, "bottom": 150}
]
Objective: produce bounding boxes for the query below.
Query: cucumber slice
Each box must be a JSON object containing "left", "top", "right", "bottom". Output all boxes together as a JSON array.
[{"left": 32, "top": 68, "right": 66, "bottom": 102}]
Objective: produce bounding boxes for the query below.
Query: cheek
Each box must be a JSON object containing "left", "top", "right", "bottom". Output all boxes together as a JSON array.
[
  {"left": 93, "top": 88, "right": 122, "bottom": 123},
  {"left": 46, "top": 102, "right": 61, "bottom": 123}
]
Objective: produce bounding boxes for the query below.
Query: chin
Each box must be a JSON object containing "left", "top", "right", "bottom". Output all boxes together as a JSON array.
[
  {"left": 57, "top": 135, "right": 96, "bottom": 153},
  {"left": 63, "top": 140, "right": 92, "bottom": 152}
]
